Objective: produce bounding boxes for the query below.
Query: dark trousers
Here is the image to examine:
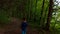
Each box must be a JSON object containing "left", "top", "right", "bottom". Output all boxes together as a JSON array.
[{"left": 22, "top": 29, "right": 26, "bottom": 34}]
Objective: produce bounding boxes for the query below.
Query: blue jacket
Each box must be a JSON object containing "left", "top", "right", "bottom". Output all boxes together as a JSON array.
[{"left": 21, "top": 21, "right": 28, "bottom": 30}]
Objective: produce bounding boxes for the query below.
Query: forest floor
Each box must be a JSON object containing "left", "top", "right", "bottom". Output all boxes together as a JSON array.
[{"left": 0, "top": 17, "right": 40, "bottom": 34}]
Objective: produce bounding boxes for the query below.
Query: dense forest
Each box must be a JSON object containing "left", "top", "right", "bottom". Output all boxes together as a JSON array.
[{"left": 0, "top": 0, "right": 60, "bottom": 34}]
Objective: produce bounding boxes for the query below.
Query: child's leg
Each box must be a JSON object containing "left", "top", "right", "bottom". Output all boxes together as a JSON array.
[
  {"left": 24, "top": 29, "right": 26, "bottom": 34},
  {"left": 22, "top": 29, "right": 26, "bottom": 34},
  {"left": 22, "top": 30, "right": 24, "bottom": 34}
]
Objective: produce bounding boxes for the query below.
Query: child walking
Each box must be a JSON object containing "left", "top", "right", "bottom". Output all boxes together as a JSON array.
[{"left": 21, "top": 18, "right": 28, "bottom": 34}]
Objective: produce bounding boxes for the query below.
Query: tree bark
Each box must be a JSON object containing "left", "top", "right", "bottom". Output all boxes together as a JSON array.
[{"left": 45, "top": 0, "right": 53, "bottom": 34}]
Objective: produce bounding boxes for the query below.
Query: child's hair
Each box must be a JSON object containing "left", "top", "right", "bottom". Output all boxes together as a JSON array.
[{"left": 22, "top": 18, "right": 26, "bottom": 20}]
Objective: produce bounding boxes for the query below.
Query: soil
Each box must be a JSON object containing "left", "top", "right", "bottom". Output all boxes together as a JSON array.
[{"left": 0, "top": 17, "right": 39, "bottom": 34}]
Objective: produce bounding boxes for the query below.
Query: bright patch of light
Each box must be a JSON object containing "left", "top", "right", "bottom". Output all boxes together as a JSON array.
[
  {"left": 58, "top": 3, "right": 60, "bottom": 6},
  {"left": 56, "top": 0, "right": 60, "bottom": 2},
  {"left": 57, "top": 18, "right": 60, "bottom": 21},
  {"left": 56, "top": 0, "right": 60, "bottom": 6},
  {"left": 54, "top": 2, "right": 58, "bottom": 5}
]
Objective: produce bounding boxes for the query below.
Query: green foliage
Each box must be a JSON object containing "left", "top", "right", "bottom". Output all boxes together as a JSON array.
[
  {"left": 0, "top": 0, "right": 60, "bottom": 34},
  {"left": 0, "top": 10, "right": 11, "bottom": 24}
]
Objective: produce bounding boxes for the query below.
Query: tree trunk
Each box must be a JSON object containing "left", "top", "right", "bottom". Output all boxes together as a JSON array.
[
  {"left": 40, "top": 0, "right": 45, "bottom": 28},
  {"left": 45, "top": 0, "right": 53, "bottom": 34}
]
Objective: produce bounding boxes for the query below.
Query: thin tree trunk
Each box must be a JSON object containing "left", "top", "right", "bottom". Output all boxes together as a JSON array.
[
  {"left": 34, "top": 0, "right": 37, "bottom": 22},
  {"left": 40, "top": 0, "right": 45, "bottom": 27},
  {"left": 45, "top": 0, "right": 53, "bottom": 34},
  {"left": 30, "top": 0, "right": 32, "bottom": 20}
]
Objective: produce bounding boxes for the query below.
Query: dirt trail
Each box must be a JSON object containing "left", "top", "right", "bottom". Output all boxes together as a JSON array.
[{"left": 0, "top": 17, "right": 39, "bottom": 34}]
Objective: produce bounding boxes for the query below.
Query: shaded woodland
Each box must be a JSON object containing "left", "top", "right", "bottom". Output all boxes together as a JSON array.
[{"left": 0, "top": 0, "right": 60, "bottom": 34}]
